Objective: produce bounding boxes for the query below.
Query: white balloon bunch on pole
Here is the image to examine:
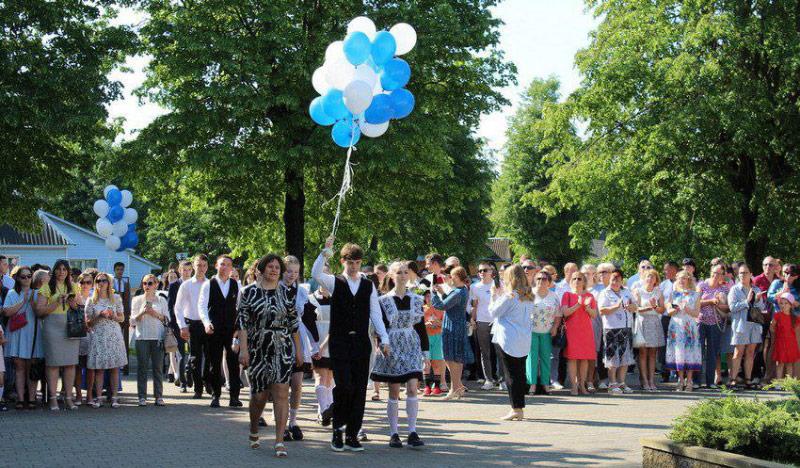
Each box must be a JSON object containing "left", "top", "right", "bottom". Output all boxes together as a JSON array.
[
  {"left": 309, "top": 17, "right": 417, "bottom": 148},
  {"left": 93, "top": 185, "right": 139, "bottom": 252}
]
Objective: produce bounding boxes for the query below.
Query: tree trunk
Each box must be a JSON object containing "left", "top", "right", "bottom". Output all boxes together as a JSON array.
[
  {"left": 732, "top": 153, "right": 767, "bottom": 270},
  {"left": 284, "top": 167, "right": 305, "bottom": 275}
]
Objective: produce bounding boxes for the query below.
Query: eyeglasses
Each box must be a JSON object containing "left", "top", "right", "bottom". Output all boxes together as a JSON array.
[
  {"left": 80, "top": 280, "right": 93, "bottom": 285},
  {"left": 145, "top": 281, "right": 156, "bottom": 286},
  {"left": 641, "top": 265, "right": 653, "bottom": 270},
  {"left": 95, "top": 279, "right": 108, "bottom": 284},
  {"left": 18, "top": 274, "right": 32, "bottom": 280},
  {"left": 572, "top": 277, "right": 584, "bottom": 282},
  {"left": 522, "top": 266, "right": 537, "bottom": 271},
  {"left": 478, "top": 269, "right": 491, "bottom": 273},
  {"left": 598, "top": 271, "right": 611, "bottom": 274}
]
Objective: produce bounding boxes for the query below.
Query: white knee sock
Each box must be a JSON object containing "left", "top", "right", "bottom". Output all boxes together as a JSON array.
[
  {"left": 406, "top": 397, "right": 419, "bottom": 433},
  {"left": 315, "top": 385, "right": 326, "bottom": 415},
  {"left": 387, "top": 398, "right": 399, "bottom": 435},
  {"left": 289, "top": 408, "right": 298, "bottom": 426}
]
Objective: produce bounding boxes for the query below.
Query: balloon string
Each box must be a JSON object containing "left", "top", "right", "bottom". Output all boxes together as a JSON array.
[{"left": 327, "top": 119, "right": 358, "bottom": 238}]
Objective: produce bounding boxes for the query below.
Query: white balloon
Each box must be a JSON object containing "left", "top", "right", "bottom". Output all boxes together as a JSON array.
[
  {"left": 120, "top": 190, "right": 133, "bottom": 208},
  {"left": 390, "top": 23, "right": 417, "bottom": 55},
  {"left": 325, "top": 59, "right": 356, "bottom": 90},
  {"left": 347, "top": 16, "right": 376, "bottom": 39},
  {"left": 112, "top": 220, "right": 128, "bottom": 237},
  {"left": 93, "top": 199, "right": 110, "bottom": 218},
  {"left": 105, "top": 235, "right": 121, "bottom": 251},
  {"left": 312, "top": 66, "right": 331, "bottom": 95},
  {"left": 123, "top": 208, "right": 138, "bottom": 224},
  {"left": 343, "top": 80, "right": 374, "bottom": 115},
  {"left": 373, "top": 79, "right": 384, "bottom": 96},
  {"left": 95, "top": 218, "right": 113, "bottom": 238},
  {"left": 103, "top": 185, "right": 118, "bottom": 198},
  {"left": 360, "top": 120, "right": 389, "bottom": 138},
  {"left": 325, "top": 41, "right": 345, "bottom": 63},
  {"left": 354, "top": 64, "right": 378, "bottom": 89}
]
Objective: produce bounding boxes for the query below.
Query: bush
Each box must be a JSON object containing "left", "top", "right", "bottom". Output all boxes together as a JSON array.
[{"left": 669, "top": 378, "right": 800, "bottom": 466}]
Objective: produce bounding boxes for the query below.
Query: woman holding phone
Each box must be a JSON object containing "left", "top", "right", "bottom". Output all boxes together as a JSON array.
[
  {"left": 132, "top": 274, "right": 169, "bottom": 406},
  {"left": 85, "top": 272, "right": 127, "bottom": 408}
]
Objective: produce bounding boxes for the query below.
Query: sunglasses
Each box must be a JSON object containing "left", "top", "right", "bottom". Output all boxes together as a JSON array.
[
  {"left": 80, "top": 280, "right": 93, "bottom": 285},
  {"left": 535, "top": 277, "right": 548, "bottom": 281},
  {"left": 18, "top": 274, "right": 32, "bottom": 280},
  {"left": 641, "top": 265, "right": 653, "bottom": 270},
  {"left": 95, "top": 279, "right": 109, "bottom": 284},
  {"left": 145, "top": 281, "right": 157, "bottom": 286},
  {"left": 522, "top": 266, "right": 537, "bottom": 271},
  {"left": 478, "top": 269, "right": 491, "bottom": 273}
]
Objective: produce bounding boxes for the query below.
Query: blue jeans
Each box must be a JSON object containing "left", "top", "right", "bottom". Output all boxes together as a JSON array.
[{"left": 699, "top": 323, "right": 722, "bottom": 385}]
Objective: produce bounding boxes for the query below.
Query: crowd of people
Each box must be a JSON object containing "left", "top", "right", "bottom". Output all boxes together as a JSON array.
[{"left": 1, "top": 246, "right": 799, "bottom": 457}]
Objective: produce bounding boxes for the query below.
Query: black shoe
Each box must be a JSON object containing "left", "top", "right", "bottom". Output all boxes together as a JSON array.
[
  {"left": 321, "top": 407, "right": 333, "bottom": 427},
  {"left": 389, "top": 433, "right": 403, "bottom": 448},
  {"left": 174, "top": 377, "right": 182, "bottom": 387},
  {"left": 181, "top": 385, "right": 188, "bottom": 393},
  {"left": 283, "top": 429, "right": 293, "bottom": 441},
  {"left": 330, "top": 429, "right": 344, "bottom": 452},
  {"left": 0, "top": 401, "right": 8, "bottom": 412},
  {"left": 204, "top": 382, "right": 213, "bottom": 395},
  {"left": 357, "top": 430, "right": 369, "bottom": 442},
  {"left": 407, "top": 432, "right": 424, "bottom": 447},
  {"left": 186, "top": 373, "right": 194, "bottom": 388},
  {"left": 289, "top": 424, "right": 303, "bottom": 441},
  {"left": 167, "top": 373, "right": 175, "bottom": 383},
  {"left": 345, "top": 436, "right": 364, "bottom": 451},
  {"left": 210, "top": 397, "right": 220, "bottom": 408},
  {"left": 229, "top": 399, "right": 243, "bottom": 407},
  {"left": 258, "top": 417, "right": 268, "bottom": 427},
  {"left": 192, "top": 392, "right": 203, "bottom": 399}
]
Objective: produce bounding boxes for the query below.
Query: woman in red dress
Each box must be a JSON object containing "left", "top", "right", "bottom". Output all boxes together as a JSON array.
[{"left": 561, "top": 271, "right": 598, "bottom": 395}]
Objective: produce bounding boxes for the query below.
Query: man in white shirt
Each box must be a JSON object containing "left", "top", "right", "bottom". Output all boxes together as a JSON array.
[
  {"left": 198, "top": 254, "right": 241, "bottom": 408},
  {"left": 471, "top": 263, "right": 500, "bottom": 390},
  {"left": 312, "top": 237, "right": 389, "bottom": 452},
  {"left": 175, "top": 254, "right": 209, "bottom": 399},
  {"left": 555, "top": 262, "right": 578, "bottom": 301}
]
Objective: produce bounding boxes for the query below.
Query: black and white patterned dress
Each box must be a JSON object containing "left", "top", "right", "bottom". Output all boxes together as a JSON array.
[
  {"left": 370, "top": 292, "right": 428, "bottom": 383},
  {"left": 237, "top": 283, "right": 299, "bottom": 391}
]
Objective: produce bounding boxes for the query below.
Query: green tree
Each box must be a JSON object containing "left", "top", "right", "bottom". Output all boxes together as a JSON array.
[
  {"left": 533, "top": 0, "right": 800, "bottom": 273},
  {"left": 0, "top": 1, "right": 136, "bottom": 227},
  {"left": 121, "top": 0, "right": 514, "bottom": 269},
  {"left": 492, "top": 77, "right": 588, "bottom": 267}
]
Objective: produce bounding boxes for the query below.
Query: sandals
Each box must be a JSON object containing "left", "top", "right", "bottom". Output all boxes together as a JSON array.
[
  {"left": 65, "top": 399, "right": 78, "bottom": 411},
  {"left": 274, "top": 442, "right": 287, "bottom": 458},
  {"left": 371, "top": 394, "right": 381, "bottom": 401},
  {"left": 48, "top": 398, "right": 60, "bottom": 411},
  {"left": 249, "top": 433, "right": 260, "bottom": 449},
  {"left": 15, "top": 402, "right": 25, "bottom": 410}
]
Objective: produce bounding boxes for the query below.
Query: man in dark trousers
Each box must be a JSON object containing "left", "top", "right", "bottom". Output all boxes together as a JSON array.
[
  {"left": 311, "top": 236, "right": 390, "bottom": 452},
  {"left": 198, "top": 254, "right": 241, "bottom": 408},
  {"left": 168, "top": 260, "right": 193, "bottom": 392}
]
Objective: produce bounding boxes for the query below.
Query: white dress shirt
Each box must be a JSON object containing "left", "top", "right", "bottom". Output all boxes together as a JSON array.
[
  {"left": 2, "top": 273, "right": 14, "bottom": 290},
  {"left": 174, "top": 276, "right": 208, "bottom": 329},
  {"left": 311, "top": 253, "right": 389, "bottom": 344},
  {"left": 198, "top": 276, "right": 240, "bottom": 328}
]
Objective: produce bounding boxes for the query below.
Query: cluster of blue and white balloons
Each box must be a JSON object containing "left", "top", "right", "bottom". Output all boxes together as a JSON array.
[
  {"left": 93, "top": 185, "right": 139, "bottom": 252},
  {"left": 309, "top": 17, "right": 417, "bottom": 147}
]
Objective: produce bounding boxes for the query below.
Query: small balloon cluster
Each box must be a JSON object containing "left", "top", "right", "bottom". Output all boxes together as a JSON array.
[
  {"left": 309, "top": 17, "right": 417, "bottom": 147},
  {"left": 93, "top": 185, "right": 139, "bottom": 252}
]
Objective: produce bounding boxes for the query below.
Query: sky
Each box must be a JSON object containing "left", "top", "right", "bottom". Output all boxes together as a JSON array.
[{"left": 107, "top": 1, "right": 598, "bottom": 153}]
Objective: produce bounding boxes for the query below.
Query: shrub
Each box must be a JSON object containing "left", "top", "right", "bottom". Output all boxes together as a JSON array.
[{"left": 669, "top": 378, "right": 800, "bottom": 466}]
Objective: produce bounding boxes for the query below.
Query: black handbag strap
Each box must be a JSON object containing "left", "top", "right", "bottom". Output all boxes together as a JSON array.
[{"left": 31, "top": 295, "right": 39, "bottom": 357}]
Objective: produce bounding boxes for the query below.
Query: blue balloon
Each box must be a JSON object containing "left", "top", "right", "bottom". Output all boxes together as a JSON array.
[
  {"left": 105, "top": 188, "right": 122, "bottom": 206},
  {"left": 107, "top": 204, "right": 124, "bottom": 223},
  {"left": 127, "top": 223, "right": 137, "bottom": 233},
  {"left": 364, "top": 94, "right": 393, "bottom": 124},
  {"left": 366, "top": 56, "right": 382, "bottom": 73},
  {"left": 371, "top": 31, "right": 397, "bottom": 66},
  {"left": 321, "top": 89, "right": 349, "bottom": 120},
  {"left": 343, "top": 32, "right": 371, "bottom": 65},
  {"left": 380, "top": 58, "right": 411, "bottom": 91},
  {"left": 389, "top": 89, "right": 415, "bottom": 119},
  {"left": 331, "top": 120, "right": 361, "bottom": 148},
  {"left": 310, "top": 96, "right": 335, "bottom": 126}
]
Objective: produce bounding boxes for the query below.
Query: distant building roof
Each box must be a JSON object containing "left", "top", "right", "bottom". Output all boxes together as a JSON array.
[
  {"left": 0, "top": 218, "right": 71, "bottom": 246},
  {"left": 484, "top": 237, "right": 512, "bottom": 262}
]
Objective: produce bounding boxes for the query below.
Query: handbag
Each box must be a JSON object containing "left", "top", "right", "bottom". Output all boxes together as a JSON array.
[
  {"left": 8, "top": 311, "right": 28, "bottom": 332},
  {"left": 66, "top": 306, "right": 87, "bottom": 338},
  {"left": 163, "top": 327, "right": 179, "bottom": 353},
  {"left": 551, "top": 322, "right": 567, "bottom": 348},
  {"left": 632, "top": 316, "right": 646, "bottom": 348}
]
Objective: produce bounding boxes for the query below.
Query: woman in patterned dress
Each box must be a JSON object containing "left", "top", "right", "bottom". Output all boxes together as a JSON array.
[
  {"left": 431, "top": 266, "right": 470, "bottom": 400},
  {"left": 237, "top": 254, "right": 302, "bottom": 458},
  {"left": 85, "top": 272, "right": 127, "bottom": 408},
  {"left": 666, "top": 270, "right": 702, "bottom": 392},
  {"left": 370, "top": 261, "right": 429, "bottom": 448}
]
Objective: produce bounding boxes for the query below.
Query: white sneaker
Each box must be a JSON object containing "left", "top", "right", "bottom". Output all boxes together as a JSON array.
[
  {"left": 551, "top": 382, "right": 564, "bottom": 391},
  {"left": 598, "top": 381, "right": 608, "bottom": 390},
  {"left": 481, "top": 382, "right": 495, "bottom": 391},
  {"left": 609, "top": 385, "right": 623, "bottom": 395},
  {"left": 621, "top": 385, "right": 634, "bottom": 394},
  {"left": 138, "top": 398, "right": 147, "bottom": 407},
  {"left": 499, "top": 382, "right": 508, "bottom": 391}
]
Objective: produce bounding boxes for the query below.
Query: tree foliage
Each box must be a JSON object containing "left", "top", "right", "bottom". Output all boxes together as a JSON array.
[
  {"left": 118, "top": 0, "right": 514, "bottom": 269},
  {"left": 527, "top": 0, "right": 800, "bottom": 274},
  {"left": 0, "top": 1, "right": 136, "bottom": 227},
  {"left": 492, "top": 77, "right": 588, "bottom": 267}
]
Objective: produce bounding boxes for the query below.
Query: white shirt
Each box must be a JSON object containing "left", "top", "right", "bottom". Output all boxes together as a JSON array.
[
  {"left": 659, "top": 279, "right": 674, "bottom": 314},
  {"left": 284, "top": 281, "right": 319, "bottom": 359},
  {"left": 174, "top": 276, "right": 208, "bottom": 329},
  {"left": 555, "top": 280, "right": 571, "bottom": 302},
  {"left": 470, "top": 281, "right": 494, "bottom": 323},
  {"left": 598, "top": 287, "right": 635, "bottom": 329},
  {"left": 2, "top": 273, "right": 14, "bottom": 290},
  {"left": 489, "top": 292, "right": 534, "bottom": 357},
  {"left": 311, "top": 253, "right": 389, "bottom": 344},
  {"left": 626, "top": 273, "right": 640, "bottom": 289},
  {"left": 198, "top": 276, "right": 241, "bottom": 328},
  {"left": 131, "top": 294, "right": 168, "bottom": 340}
]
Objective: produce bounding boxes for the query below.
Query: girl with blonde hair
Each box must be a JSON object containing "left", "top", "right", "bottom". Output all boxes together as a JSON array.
[{"left": 85, "top": 272, "right": 127, "bottom": 408}]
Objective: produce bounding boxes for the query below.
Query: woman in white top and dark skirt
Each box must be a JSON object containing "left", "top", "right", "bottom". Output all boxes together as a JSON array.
[
  {"left": 490, "top": 264, "right": 535, "bottom": 421},
  {"left": 370, "top": 262, "right": 429, "bottom": 448},
  {"left": 307, "top": 286, "right": 334, "bottom": 426}
]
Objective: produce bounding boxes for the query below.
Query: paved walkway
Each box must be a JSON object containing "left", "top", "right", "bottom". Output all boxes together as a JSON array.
[{"left": 3, "top": 374, "right": 785, "bottom": 467}]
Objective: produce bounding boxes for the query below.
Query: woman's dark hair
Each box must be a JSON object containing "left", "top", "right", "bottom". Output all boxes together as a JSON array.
[
  {"left": 611, "top": 268, "right": 625, "bottom": 284},
  {"left": 12, "top": 266, "right": 32, "bottom": 294},
  {"left": 405, "top": 260, "right": 419, "bottom": 276},
  {"left": 784, "top": 264, "right": 800, "bottom": 288},
  {"left": 256, "top": 254, "right": 286, "bottom": 278},
  {"left": 48, "top": 259, "right": 72, "bottom": 293}
]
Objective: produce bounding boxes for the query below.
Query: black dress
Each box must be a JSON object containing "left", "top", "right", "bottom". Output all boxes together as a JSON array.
[{"left": 237, "top": 283, "right": 298, "bottom": 391}]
